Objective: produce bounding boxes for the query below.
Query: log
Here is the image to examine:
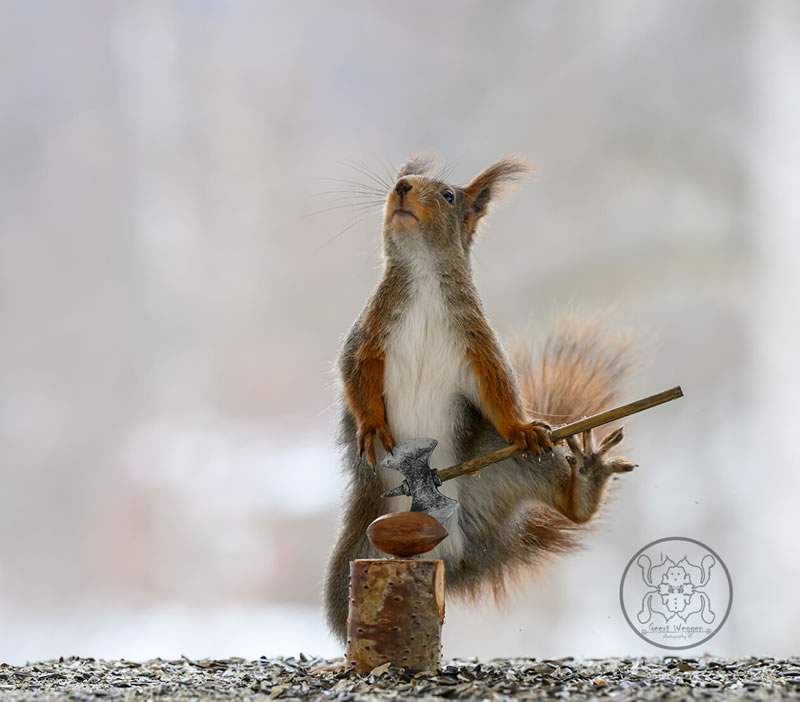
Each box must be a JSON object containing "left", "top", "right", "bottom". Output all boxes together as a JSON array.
[{"left": 345, "top": 559, "right": 445, "bottom": 673}]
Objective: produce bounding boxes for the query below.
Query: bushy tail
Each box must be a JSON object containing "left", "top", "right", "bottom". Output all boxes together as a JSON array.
[
  {"left": 512, "top": 320, "right": 634, "bottom": 424},
  {"left": 497, "top": 320, "right": 636, "bottom": 589}
]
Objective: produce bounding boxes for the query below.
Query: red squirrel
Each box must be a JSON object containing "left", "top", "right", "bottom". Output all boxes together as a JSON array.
[{"left": 324, "top": 156, "right": 635, "bottom": 643}]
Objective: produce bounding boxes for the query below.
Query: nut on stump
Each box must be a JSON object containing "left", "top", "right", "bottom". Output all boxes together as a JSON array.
[{"left": 367, "top": 511, "right": 448, "bottom": 557}]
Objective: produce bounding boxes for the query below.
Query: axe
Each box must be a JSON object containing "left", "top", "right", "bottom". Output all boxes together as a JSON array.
[{"left": 381, "top": 385, "right": 683, "bottom": 523}]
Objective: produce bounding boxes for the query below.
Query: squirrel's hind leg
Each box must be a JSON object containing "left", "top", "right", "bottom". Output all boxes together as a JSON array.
[{"left": 560, "top": 427, "right": 636, "bottom": 523}]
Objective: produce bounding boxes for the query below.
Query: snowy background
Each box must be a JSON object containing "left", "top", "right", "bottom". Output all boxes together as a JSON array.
[{"left": 1, "top": 1, "right": 799, "bottom": 663}]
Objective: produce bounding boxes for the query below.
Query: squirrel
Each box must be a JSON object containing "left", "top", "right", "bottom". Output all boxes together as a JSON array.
[{"left": 324, "top": 155, "right": 635, "bottom": 644}]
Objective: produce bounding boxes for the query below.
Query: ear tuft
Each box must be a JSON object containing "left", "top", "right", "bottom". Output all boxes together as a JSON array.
[
  {"left": 463, "top": 158, "right": 530, "bottom": 214},
  {"left": 461, "top": 157, "right": 531, "bottom": 247},
  {"left": 397, "top": 154, "right": 437, "bottom": 178}
]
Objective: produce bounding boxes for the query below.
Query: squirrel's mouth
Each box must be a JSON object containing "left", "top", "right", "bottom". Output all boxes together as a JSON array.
[{"left": 392, "top": 207, "right": 419, "bottom": 223}]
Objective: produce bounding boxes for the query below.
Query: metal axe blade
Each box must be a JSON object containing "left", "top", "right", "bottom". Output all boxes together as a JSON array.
[{"left": 380, "top": 438, "right": 459, "bottom": 523}]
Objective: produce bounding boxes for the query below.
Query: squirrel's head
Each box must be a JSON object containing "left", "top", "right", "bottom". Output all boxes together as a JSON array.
[{"left": 382, "top": 155, "right": 529, "bottom": 261}]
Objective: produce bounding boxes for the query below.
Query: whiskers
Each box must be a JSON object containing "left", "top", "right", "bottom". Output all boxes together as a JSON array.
[
  {"left": 307, "top": 157, "right": 461, "bottom": 253},
  {"left": 433, "top": 159, "right": 458, "bottom": 185},
  {"left": 310, "top": 161, "right": 394, "bottom": 253}
]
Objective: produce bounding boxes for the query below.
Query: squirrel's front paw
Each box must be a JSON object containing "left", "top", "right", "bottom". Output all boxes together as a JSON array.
[
  {"left": 509, "top": 420, "right": 552, "bottom": 455},
  {"left": 357, "top": 422, "right": 396, "bottom": 467}
]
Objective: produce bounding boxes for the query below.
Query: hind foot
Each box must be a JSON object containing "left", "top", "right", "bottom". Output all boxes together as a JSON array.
[{"left": 560, "top": 426, "right": 636, "bottom": 523}]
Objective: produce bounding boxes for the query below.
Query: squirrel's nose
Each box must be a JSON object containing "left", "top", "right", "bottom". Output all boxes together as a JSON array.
[{"left": 395, "top": 180, "right": 412, "bottom": 197}]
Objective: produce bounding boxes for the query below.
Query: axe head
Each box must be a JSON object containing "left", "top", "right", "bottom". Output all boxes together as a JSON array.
[{"left": 380, "top": 438, "right": 459, "bottom": 523}]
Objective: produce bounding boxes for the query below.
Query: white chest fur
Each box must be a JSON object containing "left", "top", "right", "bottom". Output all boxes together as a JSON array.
[{"left": 380, "top": 263, "right": 473, "bottom": 561}]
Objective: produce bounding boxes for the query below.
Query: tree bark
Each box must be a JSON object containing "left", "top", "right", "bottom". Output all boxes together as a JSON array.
[{"left": 345, "top": 558, "right": 445, "bottom": 673}]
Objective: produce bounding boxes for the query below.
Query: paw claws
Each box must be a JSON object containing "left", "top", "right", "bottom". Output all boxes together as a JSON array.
[
  {"left": 512, "top": 421, "right": 552, "bottom": 455},
  {"left": 565, "top": 435, "right": 582, "bottom": 456},
  {"left": 582, "top": 429, "right": 595, "bottom": 454},
  {"left": 357, "top": 423, "right": 395, "bottom": 467},
  {"left": 598, "top": 426, "right": 624, "bottom": 455}
]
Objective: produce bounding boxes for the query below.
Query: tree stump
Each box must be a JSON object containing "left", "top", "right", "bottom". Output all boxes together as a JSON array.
[
  {"left": 345, "top": 511, "right": 448, "bottom": 673},
  {"left": 345, "top": 558, "right": 445, "bottom": 673}
]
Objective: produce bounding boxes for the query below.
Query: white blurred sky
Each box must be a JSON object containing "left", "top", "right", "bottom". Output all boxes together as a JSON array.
[{"left": 1, "top": 1, "right": 799, "bottom": 663}]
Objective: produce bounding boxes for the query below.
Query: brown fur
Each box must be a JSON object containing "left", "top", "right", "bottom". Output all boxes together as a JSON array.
[
  {"left": 441, "top": 323, "right": 633, "bottom": 604},
  {"left": 461, "top": 158, "right": 529, "bottom": 248},
  {"left": 324, "top": 157, "right": 636, "bottom": 643},
  {"left": 397, "top": 154, "right": 437, "bottom": 178},
  {"left": 512, "top": 322, "right": 633, "bottom": 424},
  {"left": 465, "top": 315, "right": 551, "bottom": 455},
  {"left": 501, "top": 324, "right": 633, "bottom": 589},
  {"left": 492, "top": 508, "right": 584, "bottom": 601},
  {"left": 338, "top": 266, "right": 410, "bottom": 466}
]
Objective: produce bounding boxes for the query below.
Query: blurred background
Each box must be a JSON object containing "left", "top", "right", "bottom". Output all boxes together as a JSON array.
[{"left": 1, "top": 0, "right": 799, "bottom": 664}]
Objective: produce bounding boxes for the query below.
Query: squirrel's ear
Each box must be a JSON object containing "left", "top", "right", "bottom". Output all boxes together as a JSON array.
[
  {"left": 397, "top": 154, "right": 437, "bottom": 178},
  {"left": 462, "top": 158, "right": 529, "bottom": 246}
]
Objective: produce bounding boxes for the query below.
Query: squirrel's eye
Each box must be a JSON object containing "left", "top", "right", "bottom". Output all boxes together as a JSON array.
[{"left": 441, "top": 189, "right": 455, "bottom": 204}]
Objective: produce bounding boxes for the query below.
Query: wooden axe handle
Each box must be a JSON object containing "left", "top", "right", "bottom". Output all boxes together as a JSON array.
[{"left": 437, "top": 385, "right": 683, "bottom": 482}]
